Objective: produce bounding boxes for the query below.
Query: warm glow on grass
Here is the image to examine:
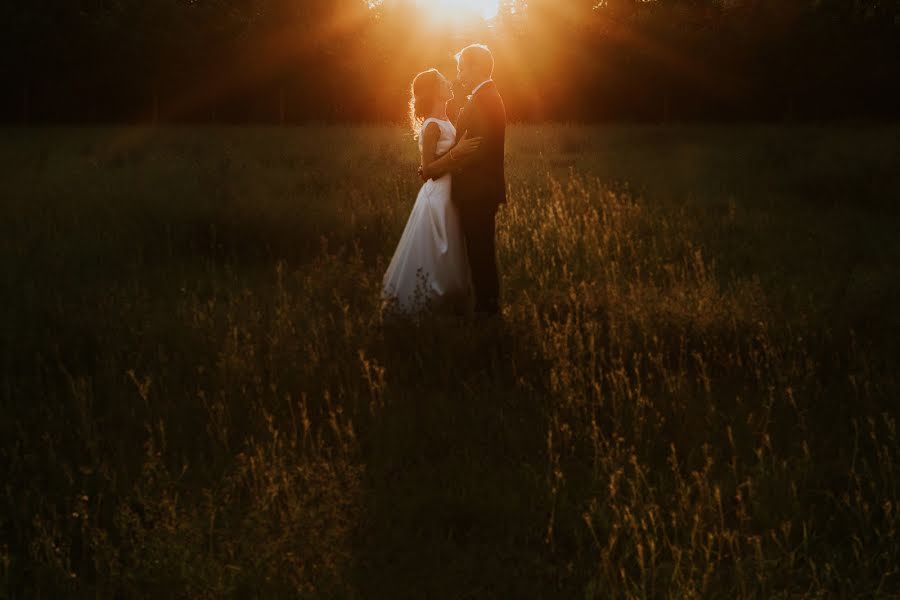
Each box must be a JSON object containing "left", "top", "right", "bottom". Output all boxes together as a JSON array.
[{"left": 416, "top": 0, "right": 500, "bottom": 20}]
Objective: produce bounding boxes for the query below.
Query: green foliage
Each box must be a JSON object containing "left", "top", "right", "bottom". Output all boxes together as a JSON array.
[
  {"left": 2, "top": 1, "right": 899, "bottom": 122},
  {"left": 1, "top": 125, "right": 899, "bottom": 597}
]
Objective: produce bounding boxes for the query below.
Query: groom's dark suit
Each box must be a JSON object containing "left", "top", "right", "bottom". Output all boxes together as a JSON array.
[{"left": 452, "top": 80, "right": 506, "bottom": 315}]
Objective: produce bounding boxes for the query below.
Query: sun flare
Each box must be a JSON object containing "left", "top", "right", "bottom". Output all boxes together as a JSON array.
[{"left": 416, "top": 0, "right": 500, "bottom": 21}]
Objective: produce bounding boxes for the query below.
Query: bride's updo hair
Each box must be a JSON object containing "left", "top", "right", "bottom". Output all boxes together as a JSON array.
[{"left": 408, "top": 68, "right": 442, "bottom": 138}]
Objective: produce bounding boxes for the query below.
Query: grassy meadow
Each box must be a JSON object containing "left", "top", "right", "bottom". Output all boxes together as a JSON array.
[{"left": 2, "top": 124, "right": 899, "bottom": 598}]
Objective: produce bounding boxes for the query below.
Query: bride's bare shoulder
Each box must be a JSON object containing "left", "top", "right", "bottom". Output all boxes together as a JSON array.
[{"left": 420, "top": 120, "right": 442, "bottom": 145}]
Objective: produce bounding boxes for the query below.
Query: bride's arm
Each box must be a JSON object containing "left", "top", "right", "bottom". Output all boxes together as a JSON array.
[
  {"left": 419, "top": 122, "right": 443, "bottom": 179},
  {"left": 420, "top": 127, "right": 481, "bottom": 181}
]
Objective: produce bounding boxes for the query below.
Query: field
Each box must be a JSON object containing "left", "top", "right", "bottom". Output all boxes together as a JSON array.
[{"left": 2, "top": 124, "right": 899, "bottom": 598}]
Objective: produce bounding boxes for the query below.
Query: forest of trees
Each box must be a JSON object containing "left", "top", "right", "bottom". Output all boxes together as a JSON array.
[{"left": 2, "top": 0, "right": 899, "bottom": 124}]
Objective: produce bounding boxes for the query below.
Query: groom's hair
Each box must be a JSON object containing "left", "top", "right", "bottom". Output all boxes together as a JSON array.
[{"left": 454, "top": 44, "right": 494, "bottom": 77}]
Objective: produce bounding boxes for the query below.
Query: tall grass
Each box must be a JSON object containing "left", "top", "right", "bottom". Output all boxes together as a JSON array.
[{"left": 1, "top": 125, "right": 898, "bottom": 598}]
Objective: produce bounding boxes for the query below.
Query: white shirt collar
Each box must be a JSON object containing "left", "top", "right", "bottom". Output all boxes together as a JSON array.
[{"left": 468, "top": 79, "right": 493, "bottom": 99}]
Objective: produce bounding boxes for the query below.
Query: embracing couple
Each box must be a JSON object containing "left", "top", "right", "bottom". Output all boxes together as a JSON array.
[{"left": 381, "top": 43, "right": 506, "bottom": 319}]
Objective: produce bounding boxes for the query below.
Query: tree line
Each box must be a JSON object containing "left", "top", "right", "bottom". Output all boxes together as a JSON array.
[{"left": 2, "top": 0, "right": 898, "bottom": 124}]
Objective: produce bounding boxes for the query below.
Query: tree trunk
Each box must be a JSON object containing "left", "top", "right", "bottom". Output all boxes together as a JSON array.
[
  {"left": 22, "top": 86, "right": 29, "bottom": 124},
  {"left": 153, "top": 83, "right": 160, "bottom": 125},
  {"left": 279, "top": 87, "right": 286, "bottom": 125}
]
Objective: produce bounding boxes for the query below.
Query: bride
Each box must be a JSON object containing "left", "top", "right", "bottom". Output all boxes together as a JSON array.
[{"left": 381, "top": 69, "right": 481, "bottom": 317}]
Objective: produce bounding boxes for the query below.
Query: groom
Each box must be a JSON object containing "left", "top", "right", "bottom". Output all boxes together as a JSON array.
[{"left": 420, "top": 43, "right": 506, "bottom": 316}]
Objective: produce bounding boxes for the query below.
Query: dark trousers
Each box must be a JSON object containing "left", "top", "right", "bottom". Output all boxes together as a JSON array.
[{"left": 459, "top": 202, "right": 500, "bottom": 314}]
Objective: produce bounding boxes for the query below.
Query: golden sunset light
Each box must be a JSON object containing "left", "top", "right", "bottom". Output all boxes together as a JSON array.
[
  {"left": 6, "top": 0, "right": 900, "bottom": 597},
  {"left": 416, "top": 0, "right": 499, "bottom": 20}
]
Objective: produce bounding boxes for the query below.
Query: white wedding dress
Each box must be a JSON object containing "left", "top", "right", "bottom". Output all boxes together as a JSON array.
[{"left": 381, "top": 117, "right": 472, "bottom": 315}]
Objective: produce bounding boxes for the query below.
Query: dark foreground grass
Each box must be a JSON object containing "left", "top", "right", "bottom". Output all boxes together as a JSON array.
[{"left": 1, "top": 124, "right": 899, "bottom": 598}]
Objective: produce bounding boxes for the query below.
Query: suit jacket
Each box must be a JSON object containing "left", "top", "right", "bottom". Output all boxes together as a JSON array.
[{"left": 451, "top": 80, "right": 507, "bottom": 213}]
